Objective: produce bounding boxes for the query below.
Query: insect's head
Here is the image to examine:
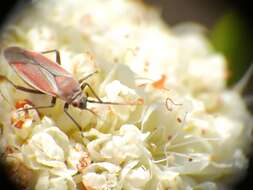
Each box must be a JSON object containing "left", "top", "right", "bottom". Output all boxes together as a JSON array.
[{"left": 72, "top": 96, "right": 87, "bottom": 109}]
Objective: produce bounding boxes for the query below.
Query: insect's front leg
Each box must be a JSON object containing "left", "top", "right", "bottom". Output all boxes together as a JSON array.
[
  {"left": 81, "top": 82, "right": 133, "bottom": 106},
  {"left": 64, "top": 103, "right": 82, "bottom": 131},
  {"left": 81, "top": 82, "right": 102, "bottom": 103},
  {"left": 41, "top": 49, "right": 61, "bottom": 65}
]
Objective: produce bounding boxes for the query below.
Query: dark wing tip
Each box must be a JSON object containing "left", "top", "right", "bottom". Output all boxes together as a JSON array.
[{"left": 3, "top": 46, "right": 24, "bottom": 61}]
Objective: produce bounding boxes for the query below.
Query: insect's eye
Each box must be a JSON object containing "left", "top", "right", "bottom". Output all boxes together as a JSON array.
[{"left": 72, "top": 102, "right": 78, "bottom": 107}]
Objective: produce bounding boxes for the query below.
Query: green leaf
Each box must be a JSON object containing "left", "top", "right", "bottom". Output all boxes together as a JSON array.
[{"left": 210, "top": 11, "right": 253, "bottom": 85}]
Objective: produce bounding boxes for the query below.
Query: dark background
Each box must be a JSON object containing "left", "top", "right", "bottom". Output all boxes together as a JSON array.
[{"left": 0, "top": 0, "right": 253, "bottom": 189}]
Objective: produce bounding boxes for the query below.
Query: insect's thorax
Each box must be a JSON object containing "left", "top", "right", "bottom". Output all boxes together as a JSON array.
[{"left": 55, "top": 76, "right": 81, "bottom": 101}]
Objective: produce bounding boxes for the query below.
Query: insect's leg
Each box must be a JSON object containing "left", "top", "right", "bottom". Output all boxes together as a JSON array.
[
  {"left": 0, "top": 75, "right": 43, "bottom": 94},
  {"left": 64, "top": 103, "right": 82, "bottom": 131},
  {"left": 13, "top": 85, "right": 43, "bottom": 94},
  {"left": 81, "top": 82, "right": 102, "bottom": 103},
  {"left": 81, "top": 82, "right": 140, "bottom": 106},
  {"left": 82, "top": 82, "right": 137, "bottom": 106},
  {"left": 86, "top": 99, "right": 129, "bottom": 105},
  {"left": 41, "top": 49, "right": 61, "bottom": 65},
  {"left": 78, "top": 71, "right": 98, "bottom": 84},
  {"left": 18, "top": 97, "right": 57, "bottom": 112}
]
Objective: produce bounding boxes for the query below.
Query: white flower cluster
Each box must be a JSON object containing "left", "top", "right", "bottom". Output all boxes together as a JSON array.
[{"left": 0, "top": 0, "right": 252, "bottom": 190}]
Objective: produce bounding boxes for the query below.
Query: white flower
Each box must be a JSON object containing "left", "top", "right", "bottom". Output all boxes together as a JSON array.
[
  {"left": 87, "top": 124, "right": 149, "bottom": 165},
  {"left": 82, "top": 162, "right": 121, "bottom": 190},
  {"left": 67, "top": 143, "right": 91, "bottom": 173},
  {"left": 11, "top": 100, "right": 40, "bottom": 140},
  {"left": 22, "top": 127, "right": 68, "bottom": 169},
  {"left": 35, "top": 171, "right": 76, "bottom": 190},
  {"left": 21, "top": 118, "right": 70, "bottom": 172},
  {"left": 124, "top": 165, "right": 151, "bottom": 189},
  {"left": 27, "top": 27, "right": 58, "bottom": 51},
  {"left": 186, "top": 54, "right": 226, "bottom": 91},
  {"left": 0, "top": 0, "right": 252, "bottom": 190},
  {"left": 102, "top": 80, "right": 140, "bottom": 121}
]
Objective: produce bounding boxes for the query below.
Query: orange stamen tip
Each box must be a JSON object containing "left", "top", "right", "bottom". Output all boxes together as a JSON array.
[
  {"left": 15, "top": 99, "right": 33, "bottom": 109},
  {"left": 14, "top": 120, "right": 25, "bottom": 129},
  {"left": 137, "top": 98, "right": 144, "bottom": 105},
  {"left": 152, "top": 74, "right": 167, "bottom": 89}
]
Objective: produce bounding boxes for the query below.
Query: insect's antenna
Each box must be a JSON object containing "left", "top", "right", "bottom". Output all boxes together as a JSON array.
[
  {"left": 79, "top": 71, "right": 98, "bottom": 84},
  {"left": 87, "top": 99, "right": 143, "bottom": 106}
]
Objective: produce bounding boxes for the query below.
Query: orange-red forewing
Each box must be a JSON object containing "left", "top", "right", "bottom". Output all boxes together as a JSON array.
[{"left": 4, "top": 47, "right": 81, "bottom": 101}]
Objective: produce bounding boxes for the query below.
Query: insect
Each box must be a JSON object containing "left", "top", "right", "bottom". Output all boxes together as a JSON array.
[{"left": 2, "top": 46, "right": 132, "bottom": 131}]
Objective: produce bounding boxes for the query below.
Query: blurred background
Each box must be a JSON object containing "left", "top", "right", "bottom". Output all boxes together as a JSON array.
[
  {"left": 0, "top": 0, "right": 253, "bottom": 189},
  {"left": 146, "top": 0, "right": 253, "bottom": 88}
]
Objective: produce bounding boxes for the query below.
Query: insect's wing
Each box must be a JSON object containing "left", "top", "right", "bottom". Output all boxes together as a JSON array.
[
  {"left": 5, "top": 47, "right": 74, "bottom": 96},
  {"left": 10, "top": 60, "right": 60, "bottom": 96},
  {"left": 26, "top": 50, "right": 72, "bottom": 77}
]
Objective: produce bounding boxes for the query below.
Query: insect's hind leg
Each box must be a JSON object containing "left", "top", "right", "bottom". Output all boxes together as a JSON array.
[
  {"left": 18, "top": 97, "right": 57, "bottom": 112},
  {"left": 41, "top": 49, "right": 61, "bottom": 65},
  {"left": 0, "top": 75, "right": 43, "bottom": 94}
]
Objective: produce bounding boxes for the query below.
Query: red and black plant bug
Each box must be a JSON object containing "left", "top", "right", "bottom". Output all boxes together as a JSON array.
[{"left": 2, "top": 46, "right": 135, "bottom": 131}]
